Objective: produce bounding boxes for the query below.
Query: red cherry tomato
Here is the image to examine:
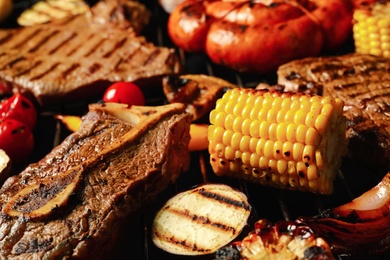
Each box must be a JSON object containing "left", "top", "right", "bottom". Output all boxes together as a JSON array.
[
  {"left": 103, "top": 82, "right": 145, "bottom": 106},
  {"left": 0, "top": 94, "right": 37, "bottom": 130},
  {"left": 0, "top": 119, "right": 34, "bottom": 163}
]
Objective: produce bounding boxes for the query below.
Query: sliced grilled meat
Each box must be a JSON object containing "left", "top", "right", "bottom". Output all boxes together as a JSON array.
[
  {"left": 0, "top": 102, "right": 192, "bottom": 259},
  {"left": 277, "top": 53, "right": 390, "bottom": 173},
  {"left": 0, "top": 0, "right": 179, "bottom": 108}
]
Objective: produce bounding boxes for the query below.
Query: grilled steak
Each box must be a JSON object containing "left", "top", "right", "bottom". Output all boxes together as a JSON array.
[
  {"left": 0, "top": 102, "right": 192, "bottom": 259},
  {"left": 0, "top": 0, "right": 180, "bottom": 108},
  {"left": 277, "top": 53, "right": 390, "bottom": 172}
]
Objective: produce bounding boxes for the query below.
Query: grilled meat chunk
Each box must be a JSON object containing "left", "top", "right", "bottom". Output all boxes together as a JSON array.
[
  {"left": 277, "top": 53, "right": 390, "bottom": 172},
  {"left": 0, "top": 0, "right": 179, "bottom": 108},
  {"left": 0, "top": 102, "right": 192, "bottom": 259},
  {"left": 162, "top": 74, "right": 236, "bottom": 121},
  {"left": 216, "top": 219, "right": 334, "bottom": 260}
]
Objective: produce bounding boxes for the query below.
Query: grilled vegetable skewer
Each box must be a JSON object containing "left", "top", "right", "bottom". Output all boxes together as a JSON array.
[{"left": 208, "top": 88, "right": 347, "bottom": 194}]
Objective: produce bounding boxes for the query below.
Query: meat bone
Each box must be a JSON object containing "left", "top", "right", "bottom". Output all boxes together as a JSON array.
[{"left": 3, "top": 102, "right": 186, "bottom": 221}]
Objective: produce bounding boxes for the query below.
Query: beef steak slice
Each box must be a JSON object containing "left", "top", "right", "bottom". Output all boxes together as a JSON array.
[
  {"left": 0, "top": 0, "right": 180, "bottom": 108},
  {"left": 0, "top": 102, "right": 192, "bottom": 259}
]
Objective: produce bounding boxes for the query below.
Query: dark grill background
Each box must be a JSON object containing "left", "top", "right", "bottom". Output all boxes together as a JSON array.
[{"left": 3, "top": 0, "right": 390, "bottom": 259}]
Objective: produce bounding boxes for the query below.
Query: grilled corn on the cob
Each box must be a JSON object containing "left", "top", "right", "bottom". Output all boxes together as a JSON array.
[
  {"left": 208, "top": 88, "right": 346, "bottom": 194},
  {"left": 353, "top": 1, "right": 390, "bottom": 57}
]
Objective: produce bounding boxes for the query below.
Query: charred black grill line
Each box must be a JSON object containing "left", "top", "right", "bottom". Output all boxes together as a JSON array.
[
  {"left": 30, "top": 62, "right": 60, "bottom": 81},
  {"left": 48, "top": 32, "right": 77, "bottom": 55},
  {"left": 28, "top": 30, "right": 60, "bottom": 53}
]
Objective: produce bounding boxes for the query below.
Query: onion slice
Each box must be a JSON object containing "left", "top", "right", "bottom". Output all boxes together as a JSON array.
[{"left": 297, "top": 172, "right": 390, "bottom": 255}]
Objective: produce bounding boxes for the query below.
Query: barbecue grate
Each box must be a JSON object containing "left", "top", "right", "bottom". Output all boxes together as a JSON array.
[{"left": 3, "top": 1, "right": 389, "bottom": 259}]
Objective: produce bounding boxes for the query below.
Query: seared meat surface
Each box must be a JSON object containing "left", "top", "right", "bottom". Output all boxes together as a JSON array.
[
  {"left": 0, "top": 0, "right": 180, "bottom": 107},
  {"left": 0, "top": 103, "right": 191, "bottom": 259}
]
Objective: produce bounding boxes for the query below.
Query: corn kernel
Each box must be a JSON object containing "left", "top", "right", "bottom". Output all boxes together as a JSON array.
[
  {"left": 267, "top": 107, "right": 278, "bottom": 123},
  {"left": 294, "top": 110, "right": 306, "bottom": 125},
  {"left": 256, "top": 138, "right": 266, "bottom": 156},
  {"left": 302, "top": 145, "right": 315, "bottom": 163},
  {"left": 240, "top": 135, "right": 251, "bottom": 152},
  {"left": 224, "top": 114, "right": 235, "bottom": 130},
  {"left": 250, "top": 105, "right": 262, "bottom": 121},
  {"left": 264, "top": 140, "right": 275, "bottom": 159},
  {"left": 305, "top": 127, "right": 320, "bottom": 146},
  {"left": 233, "top": 101, "right": 246, "bottom": 116},
  {"left": 225, "top": 146, "right": 235, "bottom": 160},
  {"left": 297, "top": 161, "right": 307, "bottom": 177},
  {"left": 259, "top": 156, "right": 268, "bottom": 170},
  {"left": 276, "top": 122, "right": 288, "bottom": 142},
  {"left": 250, "top": 153, "right": 260, "bottom": 168},
  {"left": 292, "top": 142, "right": 304, "bottom": 161},
  {"left": 249, "top": 137, "right": 258, "bottom": 153},
  {"left": 287, "top": 161, "right": 296, "bottom": 175},
  {"left": 260, "top": 121, "right": 270, "bottom": 139},
  {"left": 282, "top": 141, "right": 293, "bottom": 159},
  {"left": 284, "top": 110, "right": 295, "bottom": 123},
  {"left": 222, "top": 129, "right": 234, "bottom": 146},
  {"left": 242, "top": 118, "right": 252, "bottom": 135},
  {"left": 250, "top": 120, "right": 261, "bottom": 138},
  {"left": 269, "top": 159, "right": 277, "bottom": 173},
  {"left": 277, "top": 159, "right": 287, "bottom": 174},
  {"left": 231, "top": 132, "right": 243, "bottom": 150},
  {"left": 212, "top": 126, "right": 225, "bottom": 143},
  {"left": 232, "top": 116, "right": 244, "bottom": 133},
  {"left": 268, "top": 123, "right": 278, "bottom": 141},
  {"left": 316, "top": 150, "right": 324, "bottom": 168},
  {"left": 307, "top": 164, "right": 318, "bottom": 180},
  {"left": 225, "top": 100, "right": 236, "bottom": 114},
  {"left": 273, "top": 140, "right": 284, "bottom": 160},
  {"left": 286, "top": 123, "right": 297, "bottom": 142},
  {"left": 241, "top": 152, "right": 251, "bottom": 167},
  {"left": 296, "top": 124, "right": 308, "bottom": 143}
]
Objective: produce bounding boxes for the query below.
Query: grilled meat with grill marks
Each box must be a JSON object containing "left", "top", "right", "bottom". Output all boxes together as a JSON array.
[
  {"left": 277, "top": 53, "right": 390, "bottom": 173},
  {"left": 0, "top": 0, "right": 180, "bottom": 108},
  {"left": 0, "top": 102, "right": 192, "bottom": 259}
]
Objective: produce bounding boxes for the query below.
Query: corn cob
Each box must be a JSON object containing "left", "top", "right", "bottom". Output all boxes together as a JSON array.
[
  {"left": 353, "top": 1, "right": 390, "bottom": 58},
  {"left": 208, "top": 88, "right": 346, "bottom": 194}
]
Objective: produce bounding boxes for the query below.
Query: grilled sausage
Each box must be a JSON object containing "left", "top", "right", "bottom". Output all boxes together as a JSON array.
[{"left": 168, "top": 0, "right": 353, "bottom": 73}]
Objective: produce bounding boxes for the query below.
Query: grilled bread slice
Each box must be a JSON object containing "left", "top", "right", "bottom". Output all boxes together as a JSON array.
[
  {"left": 17, "top": 0, "right": 90, "bottom": 26},
  {"left": 152, "top": 183, "right": 251, "bottom": 255}
]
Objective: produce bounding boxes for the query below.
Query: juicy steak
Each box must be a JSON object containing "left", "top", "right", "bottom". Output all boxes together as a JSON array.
[
  {"left": 277, "top": 53, "right": 390, "bottom": 172},
  {"left": 0, "top": 102, "right": 192, "bottom": 259},
  {"left": 0, "top": 0, "right": 180, "bottom": 107}
]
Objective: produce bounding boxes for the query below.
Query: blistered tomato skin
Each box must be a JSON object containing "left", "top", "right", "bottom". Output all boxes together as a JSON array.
[
  {"left": 0, "top": 119, "right": 34, "bottom": 163},
  {"left": 103, "top": 82, "right": 145, "bottom": 106},
  {"left": 0, "top": 94, "right": 37, "bottom": 130}
]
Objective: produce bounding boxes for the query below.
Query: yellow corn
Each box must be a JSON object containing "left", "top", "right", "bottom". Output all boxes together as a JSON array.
[
  {"left": 208, "top": 88, "right": 346, "bottom": 194},
  {"left": 353, "top": 2, "right": 390, "bottom": 58}
]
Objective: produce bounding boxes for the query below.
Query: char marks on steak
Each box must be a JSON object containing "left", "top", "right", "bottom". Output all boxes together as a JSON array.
[
  {"left": 0, "top": 0, "right": 180, "bottom": 107},
  {"left": 0, "top": 102, "right": 192, "bottom": 259},
  {"left": 277, "top": 53, "right": 390, "bottom": 172}
]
